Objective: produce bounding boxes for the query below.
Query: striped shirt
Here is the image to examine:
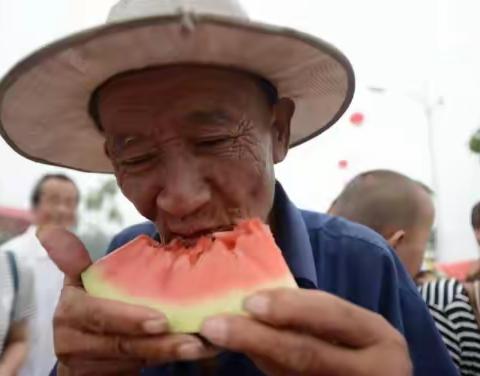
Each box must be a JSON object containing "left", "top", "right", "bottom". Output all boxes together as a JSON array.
[
  {"left": 0, "top": 251, "right": 34, "bottom": 354},
  {"left": 419, "top": 279, "right": 480, "bottom": 375}
]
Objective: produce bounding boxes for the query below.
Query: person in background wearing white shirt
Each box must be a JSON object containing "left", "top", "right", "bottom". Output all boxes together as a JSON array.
[
  {"left": 0, "top": 251, "right": 35, "bottom": 376},
  {"left": 472, "top": 202, "right": 480, "bottom": 248},
  {"left": 0, "top": 174, "right": 79, "bottom": 376}
]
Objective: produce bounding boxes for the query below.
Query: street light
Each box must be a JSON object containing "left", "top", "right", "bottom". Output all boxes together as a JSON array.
[
  {"left": 365, "top": 85, "right": 444, "bottom": 194},
  {"left": 365, "top": 85, "right": 444, "bottom": 266}
]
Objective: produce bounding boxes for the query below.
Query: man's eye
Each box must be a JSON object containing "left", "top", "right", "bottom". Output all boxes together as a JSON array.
[
  {"left": 120, "top": 154, "right": 155, "bottom": 166},
  {"left": 197, "top": 138, "right": 230, "bottom": 148}
]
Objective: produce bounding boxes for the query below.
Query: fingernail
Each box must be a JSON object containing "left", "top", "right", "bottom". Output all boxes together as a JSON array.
[
  {"left": 200, "top": 318, "right": 228, "bottom": 345},
  {"left": 177, "top": 342, "right": 205, "bottom": 360},
  {"left": 142, "top": 318, "right": 168, "bottom": 334},
  {"left": 244, "top": 294, "right": 270, "bottom": 315}
]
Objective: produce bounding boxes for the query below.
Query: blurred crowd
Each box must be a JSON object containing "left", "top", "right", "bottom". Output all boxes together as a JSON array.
[{"left": 0, "top": 172, "right": 479, "bottom": 375}]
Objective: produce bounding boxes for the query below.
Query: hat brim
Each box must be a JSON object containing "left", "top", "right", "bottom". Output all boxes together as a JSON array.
[{"left": 0, "top": 14, "right": 354, "bottom": 173}]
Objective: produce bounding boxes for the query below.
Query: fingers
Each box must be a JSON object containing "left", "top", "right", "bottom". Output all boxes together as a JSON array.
[
  {"left": 56, "top": 326, "right": 217, "bottom": 364},
  {"left": 199, "top": 289, "right": 411, "bottom": 376},
  {"left": 56, "top": 287, "right": 167, "bottom": 335},
  {"left": 242, "top": 288, "right": 388, "bottom": 348},
  {"left": 37, "top": 226, "right": 92, "bottom": 284},
  {"left": 54, "top": 287, "right": 219, "bottom": 369},
  {"left": 58, "top": 360, "right": 142, "bottom": 376},
  {"left": 115, "top": 334, "right": 219, "bottom": 362},
  {"left": 200, "top": 315, "right": 357, "bottom": 375}
]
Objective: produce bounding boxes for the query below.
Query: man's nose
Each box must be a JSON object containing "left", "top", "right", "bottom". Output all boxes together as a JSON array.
[
  {"left": 56, "top": 202, "right": 72, "bottom": 216},
  {"left": 156, "top": 158, "right": 211, "bottom": 219}
]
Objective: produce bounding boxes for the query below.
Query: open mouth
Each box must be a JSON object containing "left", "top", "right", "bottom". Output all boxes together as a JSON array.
[{"left": 168, "top": 224, "right": 235, "bottom": 245}]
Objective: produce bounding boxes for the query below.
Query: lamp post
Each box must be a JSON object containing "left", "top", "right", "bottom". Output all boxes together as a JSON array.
[{"left": 366, "top": 85, "right": 443, "bottom": 195}]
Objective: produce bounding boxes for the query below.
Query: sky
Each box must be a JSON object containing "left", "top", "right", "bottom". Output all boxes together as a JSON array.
[{"left": 0, "top": 0, "right": 479, "bottom": 261}]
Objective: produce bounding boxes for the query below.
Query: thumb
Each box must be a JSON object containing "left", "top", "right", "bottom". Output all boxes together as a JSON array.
[{"left": 37, "top": 226, "right": 92, "bottom": 283}]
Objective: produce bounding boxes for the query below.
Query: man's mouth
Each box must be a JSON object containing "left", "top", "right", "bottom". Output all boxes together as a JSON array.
[{"left": 166, "top": 224, "right": 235, "bottom": 244}]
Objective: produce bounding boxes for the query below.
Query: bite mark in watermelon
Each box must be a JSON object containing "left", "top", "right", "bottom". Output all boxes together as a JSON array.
[{"left": 81, "top": 219, "right": 297, "bottom": 333}]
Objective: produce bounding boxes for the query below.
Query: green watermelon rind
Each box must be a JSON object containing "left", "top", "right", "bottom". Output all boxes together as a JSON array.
[{"left": 82, "top": 268, "right": 297, "bottom": 333}]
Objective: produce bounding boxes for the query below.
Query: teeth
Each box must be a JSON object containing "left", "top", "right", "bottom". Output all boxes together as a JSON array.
[{"left": 166, "top": 224, "right": 236, "bottom": 244}]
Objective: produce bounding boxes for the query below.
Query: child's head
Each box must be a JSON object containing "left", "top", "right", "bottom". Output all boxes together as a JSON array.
[{"left": 329, "top": 170, "right": 434, "bottom": 278}]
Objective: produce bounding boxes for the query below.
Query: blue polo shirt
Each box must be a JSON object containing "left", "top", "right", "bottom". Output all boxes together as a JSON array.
[{"left": 52, "top": 183, "right": 458, "bottom": 375}]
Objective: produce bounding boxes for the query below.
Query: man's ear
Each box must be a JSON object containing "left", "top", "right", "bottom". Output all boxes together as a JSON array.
[
  {"left": 387, "top": 230, "right": 406, "bottom": 248},
  {"left": 272, "top": 98, "right": 295, "bottom": 163}
]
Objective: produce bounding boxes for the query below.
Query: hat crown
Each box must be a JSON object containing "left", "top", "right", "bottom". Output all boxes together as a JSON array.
[{"left": 108, "top": 0, "right": 248, "bottom": 22}]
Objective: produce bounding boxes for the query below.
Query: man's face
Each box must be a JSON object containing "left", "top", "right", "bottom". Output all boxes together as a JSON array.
[
  {"left": 34, "top": 178, "right": 78, "bottom": 228},
  {"left": 98, "top": 66, "right": 293, "bottom": 243}
]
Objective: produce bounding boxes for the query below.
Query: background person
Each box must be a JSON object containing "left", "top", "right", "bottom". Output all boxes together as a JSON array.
[
  {"left": 330, "top": 169, "right": 480, "bottom": 374},
  {"left": 329, "top": 169, "right": 434, "bottom": 278},
  {"left": 466, "top": 201, "right": 480, "bottom": 282},
  {"left": 0, "top": 251, "right": 34, "bottom": 375},
  {"left": 472, "top": 201, "right": 480, "bottom": 248},
  {"left": 0, "top": 174, "right": 79, "bottom": 376}
]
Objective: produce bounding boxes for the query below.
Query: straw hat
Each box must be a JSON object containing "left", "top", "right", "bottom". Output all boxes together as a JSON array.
[{"left": 0, "top": 0, "right": 355, "bottom": 172}]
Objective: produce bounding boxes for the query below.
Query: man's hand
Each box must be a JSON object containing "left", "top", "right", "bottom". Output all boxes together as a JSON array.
[
  {"left": 200, "top": 289, "right": 412, "bottom": 376},
  {"left": 38, "top": 228, "right": 217, "bottom": 376}
]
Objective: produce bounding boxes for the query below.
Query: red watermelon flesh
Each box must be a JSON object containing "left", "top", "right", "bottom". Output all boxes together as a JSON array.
[{"left": 81, "top": 219, "right": 297, "bottom": 333}]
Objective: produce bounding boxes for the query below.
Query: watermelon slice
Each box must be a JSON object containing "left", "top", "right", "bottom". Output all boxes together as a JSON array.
[{"left": 82, "top": 219, "right": 297, "bottom": 333}]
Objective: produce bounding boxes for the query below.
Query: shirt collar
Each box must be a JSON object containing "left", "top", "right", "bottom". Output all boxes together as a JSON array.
[{"left": 272, "top": 182, "right": 318, "bottom": 289}]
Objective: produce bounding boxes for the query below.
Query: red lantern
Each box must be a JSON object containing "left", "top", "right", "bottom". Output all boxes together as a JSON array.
[
  {"left": 350, "top": 112, "right": 364, "bottom": 126},
  {"left": 338, "top": 160, "right": 349, "bottom": 169}
]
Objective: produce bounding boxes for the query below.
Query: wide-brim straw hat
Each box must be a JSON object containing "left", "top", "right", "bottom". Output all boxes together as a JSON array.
[{"left": 0, "top": 0, "right": 355, "bottom": 173}]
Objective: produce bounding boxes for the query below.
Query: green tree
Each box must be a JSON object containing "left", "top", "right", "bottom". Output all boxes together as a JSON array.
[
  {"left": 84, "top": 179, "right": 123, "bottom": 224},
  {"left": 78, "top": 178, "right": 124, "bottom": 260},
  {"left": 470, "top": 128, "right": 480, "bottom": 154}
]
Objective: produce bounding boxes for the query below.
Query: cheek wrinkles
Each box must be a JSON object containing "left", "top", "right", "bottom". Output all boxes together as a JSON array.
[
  {"left": 114, "top": 163, "right": 166, "bottom": 221},
  {"left": 232, "top": 118, "right": 267, "bottom": 176}
]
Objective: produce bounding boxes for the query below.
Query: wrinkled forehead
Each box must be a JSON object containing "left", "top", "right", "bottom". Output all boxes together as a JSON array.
[{"left": 89, "top": 65, "right": 277, "bottom": 131}]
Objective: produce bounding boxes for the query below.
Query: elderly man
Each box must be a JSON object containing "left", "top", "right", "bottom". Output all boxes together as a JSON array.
[{"left": 0, "top": 0, "right": 456, "bottom": 375}]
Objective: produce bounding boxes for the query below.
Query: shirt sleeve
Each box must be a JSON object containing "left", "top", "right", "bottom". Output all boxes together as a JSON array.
[{"left": 12, "top": 256, "right": 35, "bottom": 322}]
